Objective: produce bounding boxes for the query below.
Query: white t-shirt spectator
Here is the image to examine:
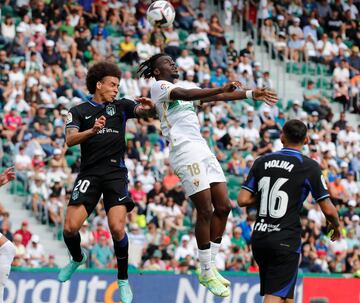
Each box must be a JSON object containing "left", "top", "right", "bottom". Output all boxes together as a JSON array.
[
  {"left": 136, "top": 41, "right": 155, "bottom": 62},
  {"left": 343, "top": 3, "right": 359, "bottom": 20},
  {"left": 341, "top": 179, "right": 359, "bottom": 197},
  {"left": 174, "top": 245, "right": 193, "bottom": 261},
  {"left": 329, "top": 238, "right": 348, "bottom": 255},
  {"left": 333, "top": 67, "right": 350, "bottom": 83},
  {"left": 4, "top": 98, "right": 31, "bottom": 113},
  {"left": 176, "top": 55, "right": 195, "bottom": 73},
  {"left": 228, "top": 125, "right": 244, "bottom": 143},
  {"left": 137, "top": 173, "right": 155, "bottom": 193},
  {"left": 243, "top": 126, "right": 260, "bottom": 143},
  {"left": 9, "top": 71, "right": 25, "bottom": 85},
  {"left": 316, "top": 40, "right": 333, "bottom": 56},
  {"left": 186, "top": 32, "right": 210, "bottom": 51},
  {"left": 307, "top": 207, "right": 325, "bottom": 228},
  {"left": 119, "top": 78, "right": 141, "bottom": 99},
  {"left": 14, "top": 153, "right": 31, "bottom": 170},
  {"left": 193, "top": 19, "right": 210, "bottom": 32}
]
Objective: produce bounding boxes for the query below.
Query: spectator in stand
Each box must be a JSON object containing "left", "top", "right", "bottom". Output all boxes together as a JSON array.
[
  {"left": 14, "top": 220, "right": 32, "bottom": 247},
  {"left": 26, "top": 234, "right": 46, "bottom": 268},
  {"left": 91, "top": 235, "right": 113, "bottom": 268},
  {"left": 209, "top": 41, "right": 228, "bottom": 70}
]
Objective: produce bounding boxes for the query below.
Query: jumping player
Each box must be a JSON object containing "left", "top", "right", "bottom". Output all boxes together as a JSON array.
[
  {"left": 138, "top": 53, "right": 277, "bottom": 297},
  {"left": 58, "top": 61, "right": 155, "bottom": 303},
  {"left": 238, "top": 119, "right": 341, "bottom": 303}
]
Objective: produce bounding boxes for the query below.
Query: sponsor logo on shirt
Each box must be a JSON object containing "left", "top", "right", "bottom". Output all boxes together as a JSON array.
[
  {"left": 97, "top": 128, "right": 119, "bottom": 135},
  {"left": 254, "top": 219, "right": 281, "bottom": 232}
]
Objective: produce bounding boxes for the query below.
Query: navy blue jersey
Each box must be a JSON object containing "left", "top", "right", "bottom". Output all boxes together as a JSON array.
[
  {"left": 66, "top": 98, "right": 138, "bottom": 172},
  {"left": 242, "top": 148, "right": 329, "bottom": 252}
]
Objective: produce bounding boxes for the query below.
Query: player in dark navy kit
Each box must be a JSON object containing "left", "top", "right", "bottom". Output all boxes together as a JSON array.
[
  {"left": 57, "top": 61, "right": 155, "bottom": 303},
  {"left": 238, "top": 120, "right": 341, "bottom": 303}
]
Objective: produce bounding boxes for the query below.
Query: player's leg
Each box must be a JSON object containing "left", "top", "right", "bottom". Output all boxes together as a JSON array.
[
  {"left": 103, "top": 172, "right": 135, "bottom": 303},
  {"left": 190, "top": 189, "right": 229, "bottom": 297},
  {"left": 173, "top": 158, "right": 229, "bottom": 297},
  {"left": 209, "top": 182, "right": 232, "bottom": 286},
  {"left": 0, "top": 235, "right": 16, "bottom": 303},
  {"left": 58, "top": 204, "right": 88, "bottom": 282},
  {"left": 107, "top": 205, "right": 133, "bottom": 303},
  {"left": 259, "top": 249, "right": 299, "bottom": 303},
  {"left": 59, "top": 174, "right": 100, "bottom": 282}
]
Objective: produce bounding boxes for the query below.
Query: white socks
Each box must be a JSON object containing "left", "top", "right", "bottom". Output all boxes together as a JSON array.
[
  {"left": 210, "top": 241, "right": 221, "bottom": 267},
  {"left": 198, "top": 248, "right": 212, "bottom": 278},
  {"left": 0, "top": 241, "right": 16, "bottom": 303}
]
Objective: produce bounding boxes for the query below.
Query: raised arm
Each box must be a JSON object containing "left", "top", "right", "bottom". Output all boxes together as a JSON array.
[
  {"left": 66, "top": 116, "right": 106, "bottom": 147},
  {"left": 200, "top": 87, "right": 278, "bottom": 107},
  {"left": 169, "top": 82, "right": 238, "bottom": 101}
]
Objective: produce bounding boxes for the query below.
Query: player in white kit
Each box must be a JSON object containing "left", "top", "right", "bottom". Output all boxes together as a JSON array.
[
  {"left": 0, "top": 167, "right": 16, "bottom": 303},
  {"left": 138, "top": 54, "right": 277, "bottom": 297}
]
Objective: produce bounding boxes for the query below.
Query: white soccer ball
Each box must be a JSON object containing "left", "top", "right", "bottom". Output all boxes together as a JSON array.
[{"left": 147, "top": 1, "right": 176, "bottom": 28}]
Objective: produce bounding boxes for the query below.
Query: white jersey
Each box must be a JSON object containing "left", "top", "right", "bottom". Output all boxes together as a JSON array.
[
  {"left": 150, "top": 80, "right": 226, "bottom": 196},
  {"left": 150, "top": 80, "right": 206, "bottom": 149}
]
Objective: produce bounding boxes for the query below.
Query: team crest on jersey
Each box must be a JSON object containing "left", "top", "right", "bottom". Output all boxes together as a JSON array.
[
  {"left": 66, "top": 112, "right": 72, "bottom": 124},
  {"left": 106, "top": 104, "right": 116, "bottom": 116},
  {"left": 193, "top": 179, "right": 200, "bottom": 187},
  {"left": 160, "top": 83, "right": 169, "bottom": 90}
]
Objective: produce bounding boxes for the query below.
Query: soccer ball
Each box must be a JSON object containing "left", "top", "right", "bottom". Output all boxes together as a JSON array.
[{"left": 147, "top": 1, "right": 176, "bottom": 28}]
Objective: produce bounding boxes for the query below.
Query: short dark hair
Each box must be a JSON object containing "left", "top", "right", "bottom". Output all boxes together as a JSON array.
[
  {"left": 86, "top": 61, "right": 121, "bottom": 94},
  {"left": 282, "top": 119, "right": 307, "bottom": 144}
]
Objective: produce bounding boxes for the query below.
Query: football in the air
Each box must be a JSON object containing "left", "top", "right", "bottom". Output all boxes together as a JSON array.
[{"left": 147, "top": 1, "right": 176, "bottom": 28}]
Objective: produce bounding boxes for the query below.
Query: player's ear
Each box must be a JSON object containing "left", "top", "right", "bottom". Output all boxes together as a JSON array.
[
  {"left": 96, "top": 81, "right": 102, "bottom": 90},
  {"left": 280, "top": 132, "right": 285, "bottom": 145},
  {"left": 153, "top": 67, "right": 160, "bottom": 76},
  {"left": 304, "top": 136, "right": 309, "bottom": 145}
]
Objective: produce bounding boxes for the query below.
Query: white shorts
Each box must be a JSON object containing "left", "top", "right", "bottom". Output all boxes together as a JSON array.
[{"left": 171, "top": 153, "right": 226, "bottom": 197}]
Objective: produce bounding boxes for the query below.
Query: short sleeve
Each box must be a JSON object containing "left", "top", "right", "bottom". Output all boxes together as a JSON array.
[
  {"left": 308, "top": 163, "right": 330, "bottom": 202},
  {"left": 151, "top": 80, "right": 177, "bottom": 103},
  {"left": 120, "top": 98, "right": 138, "bottom": 119},
  {"left": 66, "top": 107, "right": 81, "bottom": 129},
  {"left": 241, "top": 159, "right": 259, "bottom": 193}
]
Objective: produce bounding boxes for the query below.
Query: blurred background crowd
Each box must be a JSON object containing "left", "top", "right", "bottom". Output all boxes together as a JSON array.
[{"left": 0, "top": 0, "right": 359, "bottom": 277}]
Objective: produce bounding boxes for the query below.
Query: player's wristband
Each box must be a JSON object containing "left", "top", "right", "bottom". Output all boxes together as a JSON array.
[{"left": 246, "top": 90, "right": 253, "bottom": 99}]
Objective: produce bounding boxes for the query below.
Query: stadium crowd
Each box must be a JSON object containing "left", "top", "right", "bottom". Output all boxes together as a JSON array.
[{"left": 0, "top": 0, "right": 359, "bottom": 278}]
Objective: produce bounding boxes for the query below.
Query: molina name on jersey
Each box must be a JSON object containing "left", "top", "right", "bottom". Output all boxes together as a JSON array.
[{"left": 242, "top": 148, "right": 329, "bottom": 252}]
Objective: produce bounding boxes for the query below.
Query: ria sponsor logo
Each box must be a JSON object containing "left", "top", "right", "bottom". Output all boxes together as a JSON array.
[{"left": 254, "top": 219, "right": 281, "bottom": 232}]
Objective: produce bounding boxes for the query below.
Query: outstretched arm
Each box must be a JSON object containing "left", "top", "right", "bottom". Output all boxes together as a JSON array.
[
  {"left": 200, "top": 87, "right": 278, "bottom": 107},
  {"left": 169, "top": 82, "right": 238, "bottom": 101}
]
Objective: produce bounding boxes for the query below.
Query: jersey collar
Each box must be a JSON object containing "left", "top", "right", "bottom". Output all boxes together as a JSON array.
[
  {"left": 281, "top": 147, "right": 302, "bottom": 154},
  {"left": 86, "top": 95, "right": 106, "bottom": 108}
]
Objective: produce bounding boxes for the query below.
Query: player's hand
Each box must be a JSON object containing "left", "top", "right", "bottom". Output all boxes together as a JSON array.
[
  {"left": 0, "top": 167, "right": 15, "bottom": 187},
  {"left": 135, "top": 97, "right": 155, "bottom": 109},
  {"left": 223, "top": 81, "right": 241, "bottom": 93},
  {"left": 92, "top": 115, "right": 106, "bottom": 134},
  {"left": 327, "top": 223, "right": 341, "bottom": 242},
  {"left": 253, "top": 88, "right": 278, "bottom": 107}
]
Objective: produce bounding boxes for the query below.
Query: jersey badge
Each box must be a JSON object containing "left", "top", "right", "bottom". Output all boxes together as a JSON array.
[
  {"left": 66, "top": 112, "right": 73, "bottom": 124},
  {"left": 160, "top": 83, "right": 169, "bottom": 90},
  {"left": 321, "top": 175, "right": 328, "bottom": 190},
  {"left": 193, "top": 179, "right": 200, "bottom": 187},
  {"left": 106, "top": 104, "right": 116, "bottom": 116}
]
